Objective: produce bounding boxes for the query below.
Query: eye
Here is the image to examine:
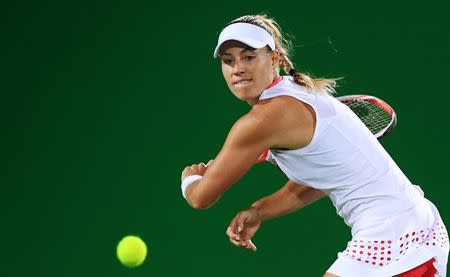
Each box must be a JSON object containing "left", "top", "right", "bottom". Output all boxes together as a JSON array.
[
  {"left": 243, "top": 55, "right": 255, "bottom": 62},
  {"left": 221, "top": 58, "right": 233, "bottom": 65}
]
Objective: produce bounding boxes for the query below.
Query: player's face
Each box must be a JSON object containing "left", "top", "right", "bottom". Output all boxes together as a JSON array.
[{"left": 220, "top": 40, "right": 279, "bottom": 105}]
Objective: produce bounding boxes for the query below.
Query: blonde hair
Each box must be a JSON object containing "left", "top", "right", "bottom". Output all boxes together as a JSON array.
[{"left": 228, "top": 15, "right": 339, "bottom": 94}]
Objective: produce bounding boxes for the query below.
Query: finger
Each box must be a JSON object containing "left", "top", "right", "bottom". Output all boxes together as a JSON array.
[
  {"left": 229, "top": 217, "right": 240, "bottom": 235},
  {"left": 228, "top": 231, "right": 246, "bottom": 248},
  {"left": 245, "top": 239, "right": 257, "bottom": 252},
  {"left": 206, "top": 159, "right": 214, "bottom": 167},
  {"left": 237, "top": 216, "right": 247, "bottom": 234},
  {"left": 238, "top": 225, "right": 243, "bottom": 233},
  {"left": 231, "top": 214, "right": 244, "bottom": 234},
  {"left": 226, "top": 226, "right": 241, "bottom": 241},
  {"left": 196, "top": 163, "right": 208, "bottom": 175},
  {"left": 229, "top": 237, "right": 243, "bottom": 247},
  {"left": 181, "top": 167, "right": 192, "bottom": 180},
  {"left": 226, "top": 226, "right": 235, "bottom": 237}
]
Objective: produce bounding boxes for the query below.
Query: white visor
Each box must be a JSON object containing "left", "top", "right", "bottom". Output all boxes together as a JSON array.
[{"left": 213, "top": 22, "right": 275, "bottom": 58}]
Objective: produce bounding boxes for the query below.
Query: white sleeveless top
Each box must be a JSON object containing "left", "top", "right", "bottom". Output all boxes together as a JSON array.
[
  {"left": 258, "top": 77, "right": 449, "bottom": 276},
  {"left": 259, "top": 77, "right": 423, "bottom": 233}
]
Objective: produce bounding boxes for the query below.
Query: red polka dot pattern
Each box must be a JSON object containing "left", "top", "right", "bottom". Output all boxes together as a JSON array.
[
  {"left": 344, "top": 239, "right": 393, "bottom": 267},
  {"left": 343, "top": 221, "right": 449, "bottom": 267}
]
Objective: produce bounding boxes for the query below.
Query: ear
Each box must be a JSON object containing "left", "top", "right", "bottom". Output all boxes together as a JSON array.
[{"left": 271, "top": 50, "right": 280, "bottom": 67}]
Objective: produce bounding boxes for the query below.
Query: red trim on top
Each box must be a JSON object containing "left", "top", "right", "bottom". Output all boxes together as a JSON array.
[
  {"left": 255, "top": 149, "right": 269, "bottom": 163},
  {"left": 267, "top": 76, "right": 282, "bottom": 89}
]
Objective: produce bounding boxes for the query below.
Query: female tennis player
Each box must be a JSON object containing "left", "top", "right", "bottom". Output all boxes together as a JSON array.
[{"left": 180, "top": 14, "right": 449, "bottom": 276}]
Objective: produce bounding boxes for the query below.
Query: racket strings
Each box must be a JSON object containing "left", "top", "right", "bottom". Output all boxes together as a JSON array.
[{"left": 345, "top": 100, "right": 392, "bottom": 134}]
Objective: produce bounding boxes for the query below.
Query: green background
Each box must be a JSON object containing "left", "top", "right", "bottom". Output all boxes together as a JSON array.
[{"left": 3, "top": 0, "right": 449, "bottom": 276}]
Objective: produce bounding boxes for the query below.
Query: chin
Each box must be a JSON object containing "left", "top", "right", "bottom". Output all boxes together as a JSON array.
[
  {"left": 234, "top": 93, "right": 252, "bottom": 102},
  {"left": 237, "top": 94, "right": 259, "bottom": 104},
  {"left": 232, "top": 88, "right": 256, "bottom": 100}
]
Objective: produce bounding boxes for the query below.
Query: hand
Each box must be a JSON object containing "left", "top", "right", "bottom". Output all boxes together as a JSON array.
[
  {"left": 181, "top": 160, "right": 214, "bottom": 180},
  {"left": 226, "top": 207, "right": 261, "bottom": 252}
]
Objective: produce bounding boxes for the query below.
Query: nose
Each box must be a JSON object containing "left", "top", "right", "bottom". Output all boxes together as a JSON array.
[{"left": 232, "top": 60, "right": 245, "bottom": 75}]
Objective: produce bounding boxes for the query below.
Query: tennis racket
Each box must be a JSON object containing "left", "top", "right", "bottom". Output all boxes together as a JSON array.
[
  {"left": 256, "top": 94, "right": 397, "bottom": 163},
  {"left": 337, "top": 94, "right": 397, "bottom": 139}
]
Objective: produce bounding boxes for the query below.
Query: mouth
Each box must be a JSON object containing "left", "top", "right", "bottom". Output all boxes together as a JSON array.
[{"left": 233, "top": 79, "right": 252, "bottom": 86}]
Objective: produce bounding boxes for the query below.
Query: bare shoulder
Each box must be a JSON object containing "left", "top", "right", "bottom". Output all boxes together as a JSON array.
[
  {"left": 251, "top": 95, "right": 314, "bottom": 119},
  {"left": 243, "top": 96, "right": 316, "bottom": 149},
  {"left": 226, "top": 105, "right": 276, "bottom": 148}
]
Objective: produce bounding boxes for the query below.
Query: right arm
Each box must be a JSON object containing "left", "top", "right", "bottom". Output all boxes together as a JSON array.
[
  {"left": 181, "top": 96, "right": 316, "bottom": 210},
  {"left": 227, "top": 180, "right": 326, "bottom": 251}
]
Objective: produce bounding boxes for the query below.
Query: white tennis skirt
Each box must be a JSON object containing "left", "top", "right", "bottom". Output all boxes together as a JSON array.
[{"left": 327, "top": 199, "right": 449, "bottom": 276}]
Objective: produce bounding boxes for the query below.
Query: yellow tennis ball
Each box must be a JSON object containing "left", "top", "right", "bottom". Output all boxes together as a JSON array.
[{"left": 116, "top": 235, "right": 147, "bottom": 268}]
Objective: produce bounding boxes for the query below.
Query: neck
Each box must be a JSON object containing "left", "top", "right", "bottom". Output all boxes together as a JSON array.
[
  {"left": 267, "top": 76, "right": 282, "bottom": 89},
  {"left": 247, "top": 76, "right": 282, "bottom": 106},
  {"left": 247, "top": 99, "right": 258, "bottom": 106}
]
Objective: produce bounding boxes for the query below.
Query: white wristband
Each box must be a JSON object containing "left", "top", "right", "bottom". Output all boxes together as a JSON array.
[{"left": 181, "top": 175, "right": 203, "bottom": 199}]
